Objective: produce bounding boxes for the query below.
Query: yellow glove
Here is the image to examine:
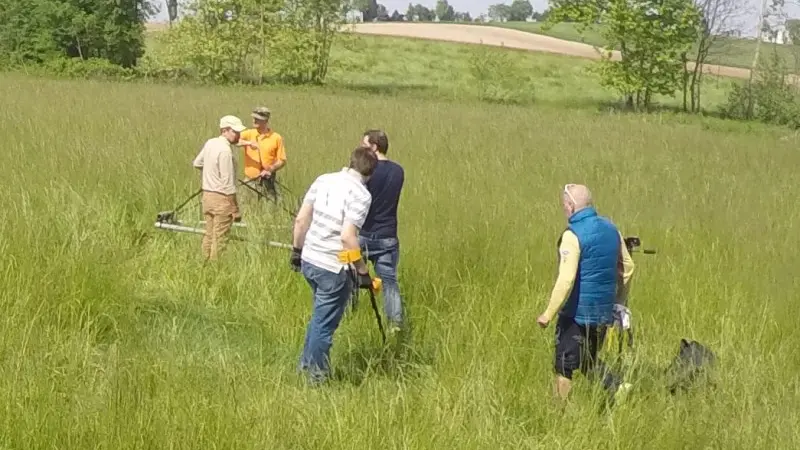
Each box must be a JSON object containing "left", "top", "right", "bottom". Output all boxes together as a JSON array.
[{"left": 337, "top": 248, "right": 362, "bottom": 264}]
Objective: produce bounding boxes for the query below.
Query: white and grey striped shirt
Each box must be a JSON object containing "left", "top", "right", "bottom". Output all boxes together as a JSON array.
[{"left": 300, "top": 168, "right": 372, "bottom": 273}]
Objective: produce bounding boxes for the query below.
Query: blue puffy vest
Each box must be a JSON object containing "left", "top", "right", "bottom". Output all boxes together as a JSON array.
[{"left": 557, "top": 206, "right": 620, "bottom": 326}]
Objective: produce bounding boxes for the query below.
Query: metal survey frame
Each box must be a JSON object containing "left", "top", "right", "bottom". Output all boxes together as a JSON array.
[
  {"left": 154, "top": 221, "right": 293, "bottom": 249},
  {"left": 154, "top": 176, "right": 295, "bottom": 250},
  {"left": 623, "top": 236, "right": 656, "bottom": 255},
  {"left": 240, "top": 174, "right": 301, "bottom": 221}
]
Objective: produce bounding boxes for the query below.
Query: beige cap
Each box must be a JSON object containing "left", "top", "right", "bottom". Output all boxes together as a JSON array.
[{"left": 219, "top": 115, "right": 246, "bottom": 132}]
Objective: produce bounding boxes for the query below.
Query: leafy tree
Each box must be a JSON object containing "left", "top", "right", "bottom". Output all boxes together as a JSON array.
[
  {"left": 681, "top": 0, "right": 750, "bottom": 113},
  {"left": 721, "top": 48, "right": 800, "bottom": 128},
  {"left": 406, "top": 3, "right": 435, "bottom": 21},
  {"left": 436, "top": 0, "right": 455, "bottom": 21},
  {"left": 454, "top": 11, "right": 472, "bottom": 21},
  {"left": 0, "top": 0, "right": 156, "bottom": 68},
  {"left": 351, "top": 0, "right": 378, "bottom": 21},
  {"left": 151, "top": 0, "right": 348, "bottom": 84},
  {"left": 547, "top": 0, "right": 701, "bottom": 110},
  {"left": 787, "top": 19, "right": 800, "bottom": 45},
  {"left": 508, "top": 0, "right": 533, "bottom": 21},
  {"left": 488, "top": 3, "right": 511, "bottom": 21},
  {"left": 532, "top": 8, "right": 552, "bottom": 21}
]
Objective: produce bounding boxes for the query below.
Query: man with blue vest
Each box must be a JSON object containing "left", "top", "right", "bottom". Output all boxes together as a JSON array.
[{"left": 537, "top": 183, "right": 635, "bottom": 402}]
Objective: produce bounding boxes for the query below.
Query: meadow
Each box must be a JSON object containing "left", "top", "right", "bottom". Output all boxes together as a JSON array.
[
  {"left": 144, "top": 31, "right": 737, "bottom": 112},
  {"left": 482, "top": 21, "right": 800, "bottom": 72},
  {"left": 1, "top": 30, "right": 800, "bottom": 448}
]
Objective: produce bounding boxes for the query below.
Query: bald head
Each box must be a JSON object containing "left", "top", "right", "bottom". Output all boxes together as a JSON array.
[{"left": 562, "top": 184, "right": 593, "bottom": 217}]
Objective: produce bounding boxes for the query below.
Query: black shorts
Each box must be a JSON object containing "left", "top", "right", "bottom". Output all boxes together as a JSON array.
[{"left": 554, "top": 315, "right": 608, "bottom": 379}]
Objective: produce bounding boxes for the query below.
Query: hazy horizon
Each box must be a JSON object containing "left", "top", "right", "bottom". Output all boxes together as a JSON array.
[{"left": 147, "top": 0, "right": 800, "bottom": 39}]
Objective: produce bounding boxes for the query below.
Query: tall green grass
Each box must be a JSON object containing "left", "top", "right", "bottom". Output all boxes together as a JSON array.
[{"left": 1, "top": 73, "right": 799, "bottom": 448}]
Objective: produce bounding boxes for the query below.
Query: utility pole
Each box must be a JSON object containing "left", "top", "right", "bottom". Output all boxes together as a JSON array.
[{"left": 747, "top": 0, "right": 770, "bottom": 116}]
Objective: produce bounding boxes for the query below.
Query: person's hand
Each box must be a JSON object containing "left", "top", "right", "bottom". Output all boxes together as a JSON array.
[
  {"left": 290, "top": 247, "right": 302, "bottom": 272},
  {"left": 232, "top": 202, "right": 241, "bottom": 221},
  {"left": 536, "top": 314, "right": 550, "bottom": 328},
  {"left": 357, "top": 271, "right": 373, "bottom": 289},
  {"left": 259, "top": 169, "right": 272, "bottom": 178}
]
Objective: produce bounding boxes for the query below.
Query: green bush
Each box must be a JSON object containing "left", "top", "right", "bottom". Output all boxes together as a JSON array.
[
  {"left": 720, "top": 50, "right": 800, "bottom": 129},
  {"left": 467, "top": 43, "right": 536, "bottom": 105}
]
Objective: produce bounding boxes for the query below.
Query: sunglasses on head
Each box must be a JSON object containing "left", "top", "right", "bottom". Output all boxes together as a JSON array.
[{"left": 563, "top": 184, "right": 577, "bottom": 204}]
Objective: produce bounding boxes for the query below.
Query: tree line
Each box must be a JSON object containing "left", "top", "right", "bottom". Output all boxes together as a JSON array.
[
  {"left": 0, "top": 0, "right": 354, "bottom": 85},
  {"left": 0, "top": 0, "right": 154, "bottom": 68},
  {"left": 352, "top": 0, "right": 548, "bottom": 23},
  {"left": 0, "top": 0, "right": 797, "bottom": 127},
  {"left": 544, "top": 0, "right": 800, "bottom": 126}
]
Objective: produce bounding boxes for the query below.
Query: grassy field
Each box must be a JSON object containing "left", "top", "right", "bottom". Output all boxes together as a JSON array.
[
  {"left": 1, "top": 64, "right": 799, "bottom": 448},
  {"left": 481, "top": 21, "right": 800, "bottom": 71},
  {"left": 143, "top": 31, "right": 738, "bottom": 112}
]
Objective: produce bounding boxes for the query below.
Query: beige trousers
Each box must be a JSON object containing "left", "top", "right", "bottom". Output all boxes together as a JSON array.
[{"left": 201, "top": 191, "right": 238, "bottom": 260}]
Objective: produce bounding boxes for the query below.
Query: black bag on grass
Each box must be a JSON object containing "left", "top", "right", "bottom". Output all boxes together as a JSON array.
[{"left": 665, "top": 338, "right": 717, "bottom": 395}]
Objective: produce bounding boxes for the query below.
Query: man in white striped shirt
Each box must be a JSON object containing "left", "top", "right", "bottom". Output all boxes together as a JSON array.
[{"left": 290, "top": 146, "right": 379, "bottom": 384}]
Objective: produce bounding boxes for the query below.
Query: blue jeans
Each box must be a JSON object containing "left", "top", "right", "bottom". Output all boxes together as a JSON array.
[
  {"left": 359, "top": 235, "right": 403, "bottom": 327},
  {"left": 298, "top": 260, "right": 352, "bottom": 384}
]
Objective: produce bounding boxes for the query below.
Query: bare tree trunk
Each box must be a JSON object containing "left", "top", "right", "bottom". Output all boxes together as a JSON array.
[
  {"left": 690, "top": 56, "right": 704, "bottom": 112},
  {"left": 693, "top": 71, "right": 704, "bottom": 112},
  {"left": 690, "top": 32, "right": 709, "bottom": 113},
  {"left": 682, "top": 52, "right": 689, "bottom": 112}
]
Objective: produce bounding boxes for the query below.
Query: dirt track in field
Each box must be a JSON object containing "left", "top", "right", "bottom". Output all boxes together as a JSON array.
[{"left": 348, "top": 22, "right": 756, "bottom": 80}]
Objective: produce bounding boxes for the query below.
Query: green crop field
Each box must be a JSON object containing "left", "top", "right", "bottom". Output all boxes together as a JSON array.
[{"left": 1, "top": 30, "right": 799, "bottom": 448}]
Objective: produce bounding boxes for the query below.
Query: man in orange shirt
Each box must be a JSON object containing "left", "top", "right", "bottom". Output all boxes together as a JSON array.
[{"left": 238, "top": 106, "right": 287, "bottom": 201}]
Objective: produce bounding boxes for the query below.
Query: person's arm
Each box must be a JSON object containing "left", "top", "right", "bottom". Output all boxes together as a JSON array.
[
  {"left": 342, "top": 191, "right": 372, "bottom": 274},
  {"left": 616, "top": 231, "right": 636, "bottom": 305},
  {"left": 292, "top": 179, "right": 318, "bottom": 249},
  {"left": 396, "top": 165, "right": 405, "bottom": 201},
  {"left": 218, "top": 148, "right": 236, "bottom": 193},
  {"left": 541, "top": 230, "right": 581, "bottom": 322},
  {"left": 235, "top": 130, "right": 256, "bottom": 148},
  {"left": 192, "top": 145, "right": 205, "bottom": 169},
  {"left": 292, "top": 203, "right": 313, "bottom": 249},
  {"left": 265, "top": 135, "right": 287, "bottom": 174}
]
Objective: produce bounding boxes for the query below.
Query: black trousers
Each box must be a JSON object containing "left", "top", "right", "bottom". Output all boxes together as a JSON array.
[
  {"left": 259, "top": 174, "right": 278, "bottom": 200},
  {"left": 554, "top": 315, "right": 622, "bottom": 393}
]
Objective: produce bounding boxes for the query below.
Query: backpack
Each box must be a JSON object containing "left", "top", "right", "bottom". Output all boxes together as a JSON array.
[{"left": 665, "top": 338, "right": 717, "bottom": 395}]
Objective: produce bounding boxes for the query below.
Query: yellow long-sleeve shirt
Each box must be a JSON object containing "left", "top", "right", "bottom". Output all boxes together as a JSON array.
[{"left": 542, "top": 229, "right": 635, "bottom": 322}]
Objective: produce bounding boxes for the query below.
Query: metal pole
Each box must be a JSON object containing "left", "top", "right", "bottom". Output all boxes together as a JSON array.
[{"left": 153, "top": 222, "right": 293, "bottom": 250}]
